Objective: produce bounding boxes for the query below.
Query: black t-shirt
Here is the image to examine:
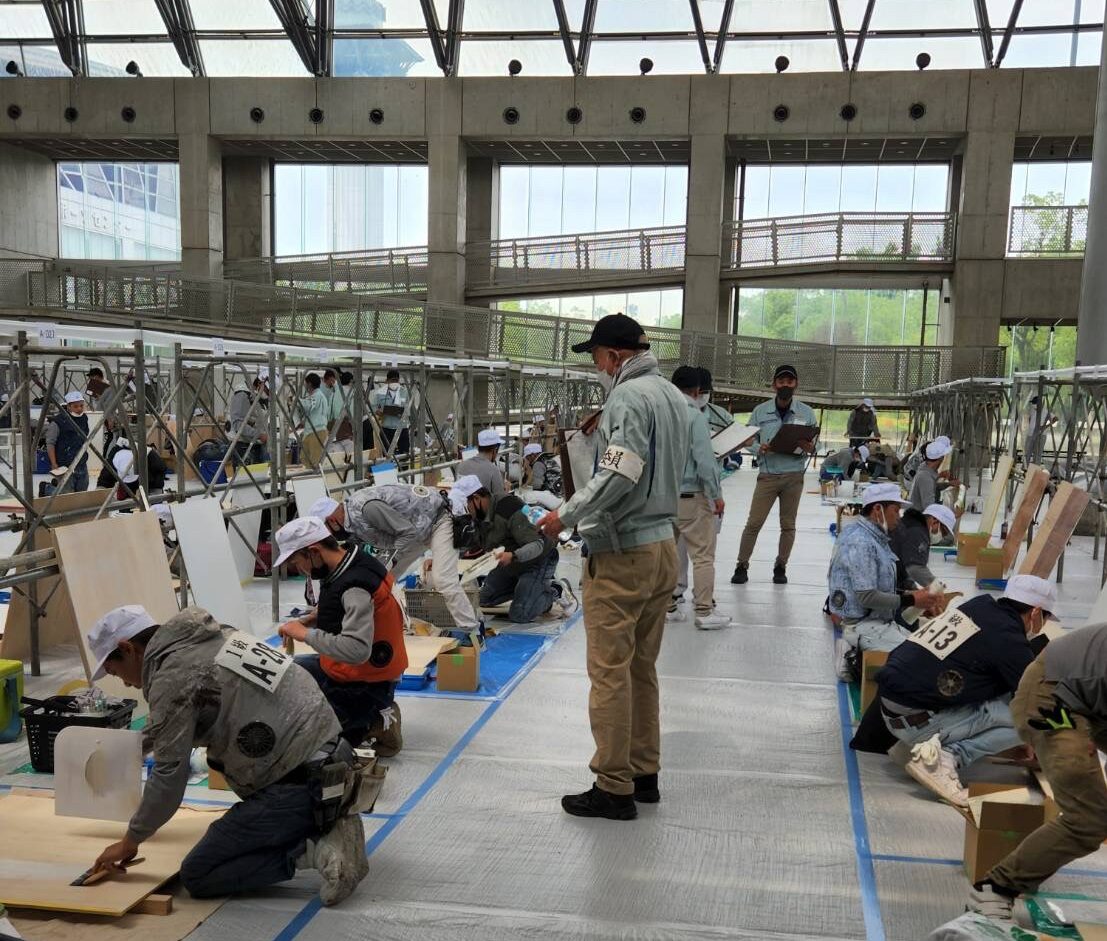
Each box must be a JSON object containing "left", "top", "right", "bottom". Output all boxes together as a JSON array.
[
  {"left": 877, "top": 595, "right": 1038, "bottom": 711},
  {"left": 888, "top": 508, "right": 931, "bottom": 589}
]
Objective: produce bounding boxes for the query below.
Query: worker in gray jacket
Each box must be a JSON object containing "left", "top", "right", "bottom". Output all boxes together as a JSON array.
[
  {"left": 87, "top": 605, "right": 368, "bottom": 906},
  {"left": 538, "top": 313, "right": 689, "bottom": 821},
  {"left": 311, "top": 484, "right": 481, "bottom": 632},
  {"left": 908, "top": 435, "right": 959, "bottom": 527}
]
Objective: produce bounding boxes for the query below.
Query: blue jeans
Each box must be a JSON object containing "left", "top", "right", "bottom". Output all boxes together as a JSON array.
[
  {"left": 54, "top": 463, "right": 89, "bottom": 494},
  {"left": 884, "top": 696, "right": 1022, "bottom": 769},
  {"left": 295, "top": 654, "right": 396, "bottom": 746},
  {"left": 479, "top": 547, "right": 560, "bottom": 623},
  {"left": 843, "top": 618, "right": 913, "bottom": 654},
  {"left": 180, "top": 779, "right": 319, "bottom": 898}
]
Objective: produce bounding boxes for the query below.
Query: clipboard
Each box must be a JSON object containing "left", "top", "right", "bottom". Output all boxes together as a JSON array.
[
  {"left": 711, "top": 423, "right": 758, "bottom": 459},
  {"left": 382, "top": 404, "right": 405, "bottom": 418},
  {"left": 768, "top": 423, "right": 819, "bottom": 455},
  {"left": 557, "top": 409, "right": 602, "bottom": 499}
]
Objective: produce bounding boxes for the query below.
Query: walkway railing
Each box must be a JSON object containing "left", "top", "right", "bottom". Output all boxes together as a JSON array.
[
  {"left": 1008, "top": 205, "right": 1088, "bottom": 256},
  {"left": 723, "top": 211, "right": 956, "bottom": 270},
  {"left": 0, "top": 258, "right": 1003, "bottom": 400},
  {"left": 224, "top": 244, "right": 429, "bottom": 293}
]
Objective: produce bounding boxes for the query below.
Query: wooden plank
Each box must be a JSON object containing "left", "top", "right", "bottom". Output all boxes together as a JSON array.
[
  {"left": 52, "top": 514, "right": 178, "bottom": 677},
  {"left": 977, "top": 455, "right": 1014, "bottom": 538},
  {"left": 133, "top": 893, "right": 173, "bottom": 916},
  {"left": 1017, "top": 481, "right": 1091, "bottom": 579},
  {"left": 0, "top": 794, "right": 221, "bottom": 916},
  {"left": 1002, "top": 467, "right": 1050, "bottom": 573},
  {"left": 170, "top": 499, "right": 252, "bottom": 632}
]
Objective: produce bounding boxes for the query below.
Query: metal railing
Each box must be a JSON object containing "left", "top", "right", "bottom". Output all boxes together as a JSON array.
[
  {"left": 723, "top": 211, "right": 956, "bottom": 270},
  {"left": 466, "top": 225, "right": 686, "bottom": 291},
  {"left": 1008, "top": 205, "right": 1088, "bottom": 256},
  {"left": 223, "top": 244, "right": 429, "bottom": 294}
]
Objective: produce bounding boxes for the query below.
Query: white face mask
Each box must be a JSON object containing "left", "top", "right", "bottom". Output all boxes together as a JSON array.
[
  {"left": 387, "top": 382, "right": 400, "bottom": 391},
  {"left": 929, "top": 529, "right": 942, "bottom": 545},
  {"left": 596, "top": 370, "right": 614, "bottom": 394},
  {"left": 694, "top": 394, "right": 709, "bottom": 409}
]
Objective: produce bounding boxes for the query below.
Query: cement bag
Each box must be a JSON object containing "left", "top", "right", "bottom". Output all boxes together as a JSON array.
[{"left": 926, "top": 913, "right": 1036, "bottom": 941}]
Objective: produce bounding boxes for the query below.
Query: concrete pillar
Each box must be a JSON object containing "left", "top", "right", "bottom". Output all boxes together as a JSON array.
[
  {"left": 717, "top": 154, "right": 738, "bottom": 333},
  {"left": 222, "top": 156, "right": 271, "bottom": 261},
  {"left": 1076, "top": 25, "right": 1107, "bottom": 366},
  {"left": 684, "top": 134, "right": 727, "bottom": 334},
  {"left": 464, "top": 156, "right": 497, "bottom": 298},
  {"left": 0, "top": 142, "right": 58, "bottom": 257},
  {"left": 175, "top": 81, "right": 222, "bottom": 280},
  {"left": 426, "top": 83, "right": 466, "bottom": 308}
]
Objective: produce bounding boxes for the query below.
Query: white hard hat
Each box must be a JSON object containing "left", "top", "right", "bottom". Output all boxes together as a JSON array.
[
  {"left": 112, "top": 449, "right": 138, "bottom": 484},
  {"left": 523, "top": 443, "right": 543, "bottom": 457},
  {"left": 64, "top": 391, "right": 84, "bottom": 405},
  {"left": 448, "top": 474, "right": 484, "bottom": 515},
  {"left": 856, "top": 445, "right": 870, "bottom": 462},
  {"left": 861, "top": 482, "right": 909, "bottom": 508},
  {"left": 308, "top": 496, "right": 339, "bottom": 520},
  {"left": 923, "top": 503, "right": 956, "bottom": 534},
  {"left": 274, "top": 516, "right": 332, "bottom": 568},
  {"left": 89, "top": 604, "right": 158, "bottom": 679},
  {"left": 925, "top": 436, "right": 952, "bottom": 460},
  {"left": 477, "top": 428, "right": 503, "bottom": 448},
  {"left": 1003, "top": 574, "right": 1057, "bottom": 615}
]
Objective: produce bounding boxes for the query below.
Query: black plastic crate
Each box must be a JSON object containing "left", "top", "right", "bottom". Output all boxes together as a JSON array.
[{"left": 19, "top": 695, "right": 137, "bottom": 773}]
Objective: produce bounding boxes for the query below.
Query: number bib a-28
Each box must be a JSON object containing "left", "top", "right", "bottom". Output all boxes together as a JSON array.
[
  {"left": 906, "top": 608, "right": 981, "bottom": 661},
  {"left": 215, "top": 631, "right": 293, "bottom": 692}
]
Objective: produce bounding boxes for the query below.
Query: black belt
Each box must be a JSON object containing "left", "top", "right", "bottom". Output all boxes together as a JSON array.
[
  {"left": 276, "top": 736, "right": 347, "bottom": 786},
  {"left": 881, "top": 703, "right": 933, "bottom": 730},
  {"left": 680, "top": 493, "right": 700, "bottom": 499}
]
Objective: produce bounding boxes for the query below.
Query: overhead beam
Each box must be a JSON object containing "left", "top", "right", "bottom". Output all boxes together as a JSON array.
[
  {"left": 828, "top": 0, "right": 849, "bottom": 71},
  {"left": 42, "top": 0, "right": 85, "bottom": 77},
  {"left": 551, "top": 0, "right": 576, "bottom": 70},
  {"left": 849, "top": 0, "right": 876, "bottom": 71},
  {"left": 153, "top": 0, "right": 206, "bottom": 76},
  {"left": 712, "top": 0, "right": 735, "bottom": 72},
  {"left": 444, "top": 0, "right": 464, "bottom": 76},
  {"left": 688, "top": 0, "right": 712, "bottom": 73},
  {"left": 268, "top": 0, "right": 317, "bottom": 74},
  {"left": 417, "top": 0, "right": 447, "bottom": 73},
  {"left": 972, "top": 0, "right": 995, "bottom": 67},
  {"left": 574, "top": 0, "right": 598, "bottom": 76},
  {"left": 994, "top": 0, "right": 1025, "bottom": 68}
]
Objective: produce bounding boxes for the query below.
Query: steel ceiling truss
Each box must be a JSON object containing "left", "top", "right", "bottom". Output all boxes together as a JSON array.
[
  {"left": 850, "top": 0, "right": 876, "bottom": 71},
  {"left": 417, "top": 0, "right": 447, "bottom": 72},
  {"left": 575, "top": 0, "right": 598, "bottom": 76},
  {"left": 828, "top": 0, "right": 849, "bottom": 71},
  {"left": 268, "top": 0, "right": 333, "bottom": 77},
  {"left": 994, "top": 0, "right": 1025, "bottom": 68},
  {"left": 153, "top": 0, "right": 205, "bottom": 77},
  {"left": 41, "top": 0, "right": 85, "bottom": 77},
  {"left": 972, "top": 0, "right": 995, "bottom": 67}
]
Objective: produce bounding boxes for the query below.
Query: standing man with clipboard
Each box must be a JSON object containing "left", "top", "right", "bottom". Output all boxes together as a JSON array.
[{"left": 731, "top": 364, "right": 818, "bottom": 586}]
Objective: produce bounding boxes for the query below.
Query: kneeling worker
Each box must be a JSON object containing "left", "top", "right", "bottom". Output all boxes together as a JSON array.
[
  {"left": 451, "top": 474, "right": 575, "bottom": 623},
  {"left": 88, "top": 604, "right": 368, "bottom": 905},
  {"left": 889, "top": 503, "right": 956, "bottom": 589},
  {"left": 275, "top": 517, "right": 406, "bottom": 755},
  {"left": 877, "top": 574, "right": 1054, "bottom": 808}
]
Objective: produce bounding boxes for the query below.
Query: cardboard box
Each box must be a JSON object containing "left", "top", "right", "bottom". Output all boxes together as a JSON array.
[
  {"left": 207, "top": 768, "right": 230, "bottom": 791},
  {"left": 976, "top": 546, "right": 1006, "bottom": 582},
  {"left": 436, "top": 644, "right": 480, "bottom": 693},
  {"left": 957, "top": 532, "right": 991, "bottom": 567},
  {"left": 860, "top": 649, "right": 889, "bottom": 715},
  {"left": 963, "top": 782, "right": 1050, "bottom": 883}
]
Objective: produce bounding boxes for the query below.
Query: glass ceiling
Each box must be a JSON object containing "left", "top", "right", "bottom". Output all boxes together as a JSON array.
[{"left": 0, "top": 0, "right": 1101, "bottom": 79}]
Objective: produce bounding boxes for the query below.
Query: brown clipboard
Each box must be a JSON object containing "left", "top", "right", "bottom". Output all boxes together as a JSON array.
[{"left": 768, "top": 423, "right": 819, "bottom": 454}]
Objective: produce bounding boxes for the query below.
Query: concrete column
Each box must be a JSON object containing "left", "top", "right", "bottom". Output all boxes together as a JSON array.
[
  {"left": 717, "top": 154, "right": 738, "bottom": 333},
  {"left": 684, "top": 134, "right": 727, "bottom": 334},
  {"left": 1076, "top": 25, "right": 1107, "bottom": 366},
  {"left": 426, "top": 83, "right": 466, "bottom": 308},
  {"left": 464, "top": 156, "right": 497, "bottom": 298},
  {"left": 222, "top": 156, "right": 271, "bottom": 261},
  {"left": 0, "top": 142, "right": 58, "bottom": 257},
  {"left": 178, "top": 131, "right": 223, "bottom": 279}
]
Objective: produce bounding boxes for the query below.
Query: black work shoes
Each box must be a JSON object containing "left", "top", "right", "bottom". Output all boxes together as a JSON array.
[
  {"left": 773, "top": 563, "right": 788, "bottom": 584},
  {"left": 561, "top": 785, "right": 637, "bottom": 820},
  {"left": 730, "top": 563, "right": 749, "bottom": 584},
  {"left": 633, "top": 774, "right": 660, "bottom": 803}
]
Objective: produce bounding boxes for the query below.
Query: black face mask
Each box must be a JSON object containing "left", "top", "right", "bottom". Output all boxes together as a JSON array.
[
  {"left": 310, "top": 563, "right": 330, "bottom": 580},
  {"left": 776, "top": 386, "right": 795, "bottom": 402},
  {"left": 452, "top": 515, "right": 480, "bottom": 550}
]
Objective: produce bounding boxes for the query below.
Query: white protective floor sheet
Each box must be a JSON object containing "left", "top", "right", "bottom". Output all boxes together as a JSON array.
[{"left": 7, "top": 469, "right": 1107, "bottom": 941}]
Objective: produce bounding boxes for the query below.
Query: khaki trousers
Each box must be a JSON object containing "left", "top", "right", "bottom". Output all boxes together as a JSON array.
[
  {"left": 737, "top": 472, "right": 805, "bottom": 567},
  {"left": 990, "top": 656, "right": 1107, "bottom": 892},
  {"left": 582, "top": 539, "right": 677, "bottom": 796},
  {"left": 300, "top": 430, "right": 328, "bottom": 469},
  {"left": 674, "top": 494, "right": 718, "bottom": 616}
]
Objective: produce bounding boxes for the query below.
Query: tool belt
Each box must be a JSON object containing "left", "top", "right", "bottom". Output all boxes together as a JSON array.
[
  {"left": 880, "top": 700, "right": 934, "bottom": 731},
  {"left": 276, "top": 737, "right": 356, "bottom": 833}
]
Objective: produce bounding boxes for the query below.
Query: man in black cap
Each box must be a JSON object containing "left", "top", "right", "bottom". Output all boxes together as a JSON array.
[
  {"left": 731, "top": 364, "right": 818, "bottom": 586},
  {"left": 537, "top": 313, "right": 689, "bottom": 820}
]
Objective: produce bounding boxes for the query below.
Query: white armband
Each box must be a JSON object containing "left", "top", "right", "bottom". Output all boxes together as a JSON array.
[{"left": 598, "top": 445, "right": 645, "bottom": 483}]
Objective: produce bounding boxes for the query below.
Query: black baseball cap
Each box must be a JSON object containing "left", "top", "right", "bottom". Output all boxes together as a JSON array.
[
  {"left": 773, "top": 364, "right": 799, "bottom": 381},
  {"left": 571, "top": 313, "right": 651, "bottom": 354},
  {"left": 671, "top": 365, "right": 700, "bottom": 390}
]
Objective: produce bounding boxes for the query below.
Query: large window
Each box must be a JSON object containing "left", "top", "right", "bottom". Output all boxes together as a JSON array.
[
  {"left": 274, "top": 163, "right": 428, "bottom": 256},
  {"left": 735, "top": 286, "right": 940, "bottom": 345},
  {"left": 498, "top": 289, "right": 683, "bottom": 329},
  {"left": 1001, "top": 324, "right": 1077, "bottom": 376},
  {"left": 1008, "top": 160, "right": 1091, "bottom": 255},
  {"left": 1010, "top": 160, "right": 1091, "bottom": 207},
  {"left": 57, "top": 162, "right": 180, "bottom": 260},
  {"left": 498, "top": 165, "right": 688, "bottom": 240},
  {"left": 740, "top": 163, "right": 950, "bottom": 219}
]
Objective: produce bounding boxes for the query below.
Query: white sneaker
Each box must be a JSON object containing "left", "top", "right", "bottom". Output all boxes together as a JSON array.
[
  {"left": 666, "top": 599, "right": 685, "bottom": 622},
  {"left": 555, "top": 578, "right": 579, "bottom": 616},
  {"left": 887, "top": 740, "right": 912, "bottom": 766},
  {"left": 966, "top": 884, "right": 1016, "bottom": 922},
  {"left": 905, "top": 734, "right": 968, "bottom": 807},
  {"left": 314, "top": 814, "right": 370, "bottom": 906},
  {"left": 694, "top": 612, "right": 732, "bottom": 630}
]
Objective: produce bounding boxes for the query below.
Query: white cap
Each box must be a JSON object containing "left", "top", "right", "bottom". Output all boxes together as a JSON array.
[
  {"left": 1003, "top": 574, "right": 1057, "bottom": 615},
  {"left": 862, "top": 398, "right": 874, "bottom": 408},
  {"left": 89, "top": 604, "right": 158, "bottom": 680},
  {"left": 446, "top": 412, "right": 454, "bottom": 421},
  {"left": 112, "top": 449, "right": 138, "bottom": 484},
  {"left": 274, "top": 516, "right": 332, "bottom": 568},
  {"left": 308, "top": 496, "right": 339, "bottom": 520},
  {"left": 477, "top": 429, "right": 503, "bottom": 448},
  {"left": 448, "top": 473, "right": 485, "bottom": 515},
  {"left": 152, "top": 502, "right": 173, "bottom": 522},
  {"left": 523, "top": 443, "right": 543, "bottom": 457},
  {"left": 861, "top": 482, "right": 910, "bottom": 508},
  {"left": 64, "top": 391, "right": 84, "bottom": 405},
  {"left": 923, "top": 503, "right": 956, "bottom": 534},
  {"left": 925, "top": 436, "right": 952, "bottom": 460},
  {"left": 856, "top": 445, "right": 870, "bottom": 462}
]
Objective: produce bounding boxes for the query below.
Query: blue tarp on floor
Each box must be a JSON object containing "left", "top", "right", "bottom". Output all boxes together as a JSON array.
[{"left": 399, "top": 631, "right": 553, "bottom": 701}]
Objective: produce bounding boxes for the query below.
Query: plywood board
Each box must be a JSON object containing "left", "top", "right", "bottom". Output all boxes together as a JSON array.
[
  {"left": 0, "top": 793, "right": 222, "bottom": 916},
  {"left": 171, "top": 499, "right": 252, "bottom": 631},
  {"left": 978, "top": 455, "right": 1015, "bottom": 537},
  {"left": 1002, "top": 467, "right": 1050, "bottom": 573},
  {"left": 290, "top": 474, "right": 328, "bottom": 518},
  {"left": 224, "top": 502, "right": 263, "bottom": 586},
  {"left": 52, "top": 513, "right": 178, "bottom": 677},
  {"left": 290, "top": 633, "right": 454, "bottom": 677},
  {"left": 1018, "top": 481, "right": 1091, "bottom": 579}
]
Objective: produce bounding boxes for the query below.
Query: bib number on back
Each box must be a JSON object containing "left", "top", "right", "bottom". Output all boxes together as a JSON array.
[
  {"left": 215, "top": 631, "right": 293, "bottom": 692},
  {"left": 906, "top": 609, "right": 980, "bottom": 662}
]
